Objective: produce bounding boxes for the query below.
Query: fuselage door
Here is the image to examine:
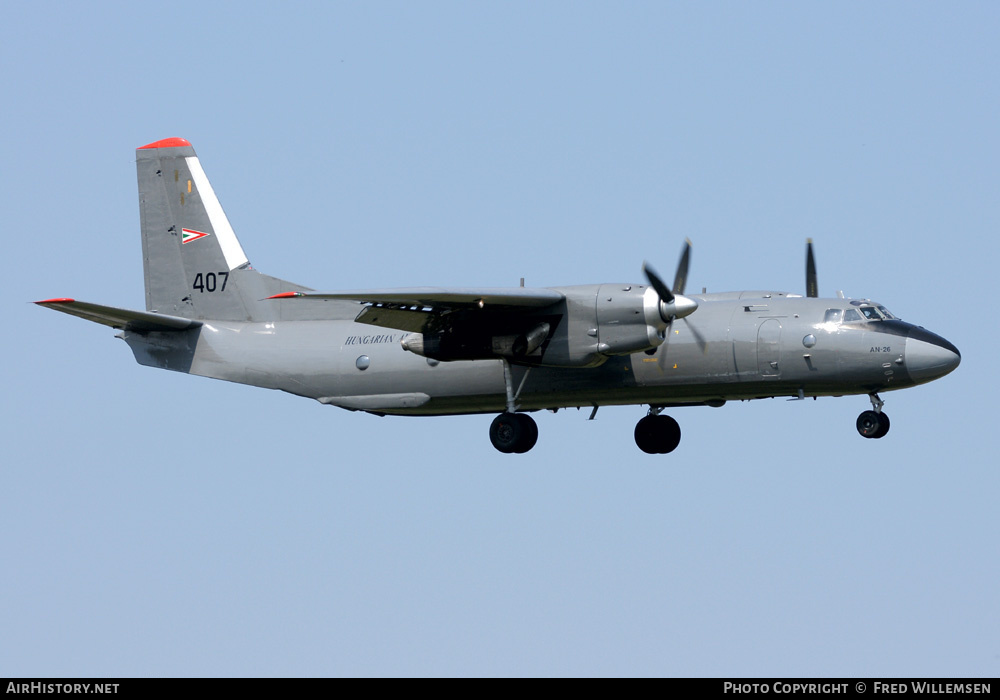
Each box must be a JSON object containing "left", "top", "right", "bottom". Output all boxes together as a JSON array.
[{"left": 757, "top": 319, "right": 782, "bottom": 378}]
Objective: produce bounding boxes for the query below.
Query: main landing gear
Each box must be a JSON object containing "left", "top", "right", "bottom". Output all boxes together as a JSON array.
[
  {"left": 489, "top": 412, "right": 538, "bottom": 453},
  {"left": 857, "top": 392, "right": 890, "bottom": 439},
  {"left": 490, "top": 359, "right": 538, "bottom": 454},
  {"left": 634, "top": 408, "right": 681, "bottom": 454}
]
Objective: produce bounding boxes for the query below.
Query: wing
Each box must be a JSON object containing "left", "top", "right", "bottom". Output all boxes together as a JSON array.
[
  {"left": 34, "top": 298, "right": 202, "bottom": 332},
  {"left": 267, "top": 287, "right": 564, "bottom": 333}
]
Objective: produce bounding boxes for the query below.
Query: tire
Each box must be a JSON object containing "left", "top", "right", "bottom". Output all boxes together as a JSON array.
[
  {"left": 873, "top": 412, "right": 890, "bottom": 439},
  {"left": 490, "top": 413, "right": 537, "bottom": 454},
  {"left": 635, "top": 415, "right": 660, "bottom": 454},
  {"left": 655, "top": 414, "right": 682, "bottom": 454},
  {"left": 857, "top": 410, "right": 881, "bottom": 438},
  {"left": 514, "top": 414, "right": 538, "bottom": 454},
  {"left": 635, "top": 414, "right": 682, "bottom": 454}
]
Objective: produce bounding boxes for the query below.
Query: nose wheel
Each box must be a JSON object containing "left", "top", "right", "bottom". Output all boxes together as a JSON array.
[
  {"left": 857, "top": 411, "right": 890, "bottom": 438},
  {"left": 634, "top": 411, "right": 681, "bottom": 454},
  {"left": 857, "top": 393, "right": 890, "bottom": 439}
]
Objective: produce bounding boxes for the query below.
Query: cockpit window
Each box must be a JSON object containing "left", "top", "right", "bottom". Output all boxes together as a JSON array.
[
  {"left": 877, "top": 305, "right": 897, "bottom": 320},
  {"left": 840, "top": 304, "right": 898, "bottom": 323},
  {"left": 824, "top": 309, "right": 843, "bottom": 323}
]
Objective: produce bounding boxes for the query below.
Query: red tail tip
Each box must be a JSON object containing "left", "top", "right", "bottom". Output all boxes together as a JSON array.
[
  {"left": 266, "top": 292, "right": 304, "bottom": 300},
  {"left": 137, "top": 137, "right": 192, "bottom": 150},
  {"left": 35, "top": 298, "right": 75, "bottom": 304}
]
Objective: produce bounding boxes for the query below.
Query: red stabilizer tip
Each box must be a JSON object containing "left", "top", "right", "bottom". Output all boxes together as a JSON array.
[
  {"left": 266, "top": 292, "right": 302, "bottom": 299},
  {"left": 36, "top": 298, "right": 75, "bottom": 304},
  {"left": 137, "top": 137, "right": 192, "bottom": 150}
]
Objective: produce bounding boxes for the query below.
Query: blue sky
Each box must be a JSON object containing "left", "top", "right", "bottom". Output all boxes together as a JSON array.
[{"left": 2, "top": 1, "right": 997, "bottom": 677}]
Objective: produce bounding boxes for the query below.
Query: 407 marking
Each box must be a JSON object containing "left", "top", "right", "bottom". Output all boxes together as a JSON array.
[{"left": 192, "top": 271, "right": 229, "bottom": 293}]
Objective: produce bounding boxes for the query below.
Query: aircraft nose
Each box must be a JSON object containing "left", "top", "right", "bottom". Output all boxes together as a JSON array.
[{"left": 904, "top": 327, "right": 961, "bottom": 385}]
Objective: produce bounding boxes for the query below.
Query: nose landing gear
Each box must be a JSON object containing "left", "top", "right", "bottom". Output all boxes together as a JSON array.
[{"left": 857, "top": 392, "right": 890, "bottom": 439}]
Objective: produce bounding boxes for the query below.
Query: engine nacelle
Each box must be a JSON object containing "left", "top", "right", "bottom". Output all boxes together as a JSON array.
[
  {"left": 594, "top": 285, "right": 670, "bottom": 356},
  {"left": 491, "top": 323, "right": 550, "bottom": 357},
  {"left": 400, "top": 331, "right": 477, "bottom": 361},
  {"left": 401, "top": 322, "right": 552, "bottom": 362}
]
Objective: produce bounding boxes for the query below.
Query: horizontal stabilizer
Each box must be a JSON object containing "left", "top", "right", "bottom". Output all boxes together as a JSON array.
[{"left": 34, "top": 298, "right": 202, "bottom": 332}]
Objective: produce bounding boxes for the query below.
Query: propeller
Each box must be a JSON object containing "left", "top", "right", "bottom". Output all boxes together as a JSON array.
[
  {"left": 643, "top": 240, "right": 705, "bottom": 366},
  {"left": 806, "top": 238, "right": 818, "bottom": 298}
]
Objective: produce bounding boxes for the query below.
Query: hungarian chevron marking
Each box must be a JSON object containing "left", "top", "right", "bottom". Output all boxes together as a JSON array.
[{"left": 181, "top": 228, "right": 210, "bottom": 244}]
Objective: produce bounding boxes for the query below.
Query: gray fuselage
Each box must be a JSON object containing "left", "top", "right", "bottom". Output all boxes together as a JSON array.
[{"left": 123, "top": 287, "right": 960, "bottom": 416}]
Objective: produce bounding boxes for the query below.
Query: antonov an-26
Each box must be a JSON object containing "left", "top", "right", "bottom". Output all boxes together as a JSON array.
[{"left": 37, "top": 138, "right": 961, "bottom": 454}]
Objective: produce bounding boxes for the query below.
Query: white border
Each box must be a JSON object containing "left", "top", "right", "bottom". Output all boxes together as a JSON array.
[{"left": 185, "top": 156, "right": 249, "bottom": 271}]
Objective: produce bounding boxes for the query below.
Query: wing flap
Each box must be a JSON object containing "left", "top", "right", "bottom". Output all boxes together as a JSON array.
[
  {"left": 268, "top": 286, "right": 564, "bottom": 309},
  {"left": 267, "top": 286, "right": 565, "bottom": 334},
  {"left": 354, "top": 305, "right": 433, "bottom": 333},
  {"left": 34, "top": 299, "right": 202, "bottom": 332}
]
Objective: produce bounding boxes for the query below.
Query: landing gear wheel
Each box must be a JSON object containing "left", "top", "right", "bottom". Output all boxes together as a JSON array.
[
  {"left": 873, "top": 411, "right": 890, "bottom": 438},
  {"left": 520, "top": 414, "right": 538, "bottom": 452},
  {"left": 489, "top": 413, "right": 538, "bottom": 454},
  {"left": 635, "top": 415, "right": 660, "bottom": 454},
  {"left": 634, "top": 414, "right": 682, "bottom": 454},
  {"left": 857, "top": 410, "right": 890, "bottom": 439}
]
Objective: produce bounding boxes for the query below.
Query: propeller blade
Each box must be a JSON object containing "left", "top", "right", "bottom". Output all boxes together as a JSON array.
[
  {"left": 806, "top": 238, "right": 818, "bottom": 298},
  {"left": 657, "top": 316, "right": 708, "bottom": 369},
  {"left": 684, "top": 317, "right": 708, "bottom": 353},
  {"left": 647, "top": 240, "right": 699, "bottom": 367},
  {"left": 658, "top": 321, "right": 673, "bottom": 369},
  {"left": 643, "top": 262, "right": 674, "bottom": 304},
  {"left": 673, "top": 239, "right": 692, "bottom": 295}
]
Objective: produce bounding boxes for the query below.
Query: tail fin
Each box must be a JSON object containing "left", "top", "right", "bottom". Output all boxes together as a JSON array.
[{"left": 136, "top": 138, "right": 307, "bottom": 321}]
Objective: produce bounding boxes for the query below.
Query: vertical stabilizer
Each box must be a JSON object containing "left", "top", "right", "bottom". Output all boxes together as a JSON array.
[{"left": 136, "top": 138, "right": 306, "bottom": 321}]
